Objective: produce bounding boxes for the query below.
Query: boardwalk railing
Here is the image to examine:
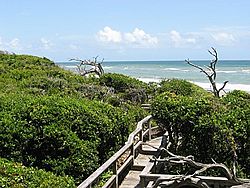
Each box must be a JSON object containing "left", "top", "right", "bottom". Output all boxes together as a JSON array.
[{"left": 78, "top": 115, "right": 157, "bottom": 188}]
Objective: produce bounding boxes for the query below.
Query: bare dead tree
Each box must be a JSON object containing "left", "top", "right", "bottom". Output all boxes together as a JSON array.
[
  {"left": 150, "top": 147, "right": 241, "bottom": 188},
  {"left": 185, "top": 47, "right": 228, "bottom": 97},
  {"left": 70, "top": 56, "right": 104, "bottom": 77},
  {"left": 143, "top": 134, "right": 242, "bottom": 188}
]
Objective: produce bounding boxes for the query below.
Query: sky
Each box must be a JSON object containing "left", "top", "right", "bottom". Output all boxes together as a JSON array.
[{"left": 0, "top": 0, "right": 250, "bottom": 61}]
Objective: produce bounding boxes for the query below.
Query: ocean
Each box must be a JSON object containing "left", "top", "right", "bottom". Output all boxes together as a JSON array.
[{"left": 56, "top": 60, "right": 250, "bottom": 92}]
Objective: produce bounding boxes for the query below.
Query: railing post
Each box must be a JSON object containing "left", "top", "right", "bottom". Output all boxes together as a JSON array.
[
  {"left": 148, "top": 119, "right": 152, "bottom": 141},
  {"left": 112, "top": 161, "right": 118, "bottom": 188},
  {"left": 140, "top": 129, "right": 143, "bottom": 141},
  {"left": 131, "top": 143, "right": 135, "bottom": 162}
]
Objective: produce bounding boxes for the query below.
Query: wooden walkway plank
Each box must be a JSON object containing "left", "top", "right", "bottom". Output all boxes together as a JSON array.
[
  {"left": 119, "top": 171, "right": 141, "bottom": 188},
  {"left": 119, "top": 137, "right": 162, "bottom": 188}
]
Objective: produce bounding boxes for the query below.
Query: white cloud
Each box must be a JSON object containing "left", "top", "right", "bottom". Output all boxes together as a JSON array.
[
  {"left": 40, "top": 38, "right": 53, "bottom": 50},
  {"left": 124, "top": 28, "right": 158, "bottom": 47},
  {"left": 0, "top": 37, "right": 22, "bottom": 52},
  {"left": 170, "top": 30, "right": 196, "bottom": 48},
  {"left": 211, "top": 32, "right": 236, "bottom": 46},
  {"left": 7, "top": 38, "right": 21, "bottom": 50},
  {"left": 97, "top": 27, "right": 158, "bottom": 48},
  {"left": 98, "top": 26, "right": 122, "bottom": 43}
]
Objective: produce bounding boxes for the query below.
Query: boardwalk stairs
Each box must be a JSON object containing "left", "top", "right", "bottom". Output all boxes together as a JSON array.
[{"left": 78, "top": 115, "right": 250, "bottom": 188}]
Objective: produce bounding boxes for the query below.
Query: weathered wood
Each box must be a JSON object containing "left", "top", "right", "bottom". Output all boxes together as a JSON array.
[
  {"left": 186, "top": 47, "right": 228, "bottom": 97},
  {"left": 141, "top": 174, "right": 244, "bottom": 188},
  {"left": 78, "top": 115, "right": 249, "bottom": 188},
  {"left": 78, "top": 115, "right": 154, "bottom": 188},
  {"left": 119, "top": 171, "right": 141, "bottom": 188},
  {"left": 70, "top": 56, "right": 104, "bottom": 77},
  {"left": 120, "top": 137, "right": 163, "bottom": 188},
  {"left": 151, "top": 148, "right": 237, "bottom": 181},
  {"left": 138, "top": 131, "right": 246, "bottom": 188}
]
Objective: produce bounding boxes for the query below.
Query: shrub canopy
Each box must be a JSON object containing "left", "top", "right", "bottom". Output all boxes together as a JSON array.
[
  {"left": 151, "top": 81, "right": 249, "bottom": 178},
  {"left": 0, "top": 54, "right": 147, "bottom": 185}
]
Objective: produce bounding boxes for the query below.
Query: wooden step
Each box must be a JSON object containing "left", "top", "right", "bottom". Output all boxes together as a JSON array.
[
  {"left": 119, "top": 170, "right": 141, "bottom": 188},
  {"left": 119, "top": 137, "right": 163, "bottom": 188},
  {"left": 134, "top": 154, "right": 151, "bottom": 168}
]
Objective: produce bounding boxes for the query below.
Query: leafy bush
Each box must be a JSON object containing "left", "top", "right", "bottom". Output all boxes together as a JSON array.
[
  {"left": 0, "top": 93, "right": 146, "bottom": 183},
  {"left": 0, "top": 54, "right": 105, "bottom": 98},
  {"left": 151, "top": 88, "right": 250, "bottom": 178},
  {"left": 100, "top": 73, "right": 147, "bottom": 92},
  {"left": 151, "top": 92, "right": 213, "bottom": 152},
  {"left": 220, "top": 90, "right": 250, "bottom": 177},
  {"left": 0, "top": 157, "right": 75, "bottom": 188},
  {"left": 157, "top": 79, "right": 209, "bottom": 97},
  {"left": 0, "top": 54, "right": 54, "bottom": 69},
  {"left": 99, "top": 73, "right": 153, "bottom": 104},
  {"left": 0, "top": 95, "right": 99, "bottom": 184},
  {"left": 0, "top": 54, "right": 150, "bottom": 185}
]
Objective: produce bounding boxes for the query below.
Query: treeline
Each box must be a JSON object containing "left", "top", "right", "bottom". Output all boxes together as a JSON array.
[{"left": 0, "top": 54, "right": 249, "bottom": 187}]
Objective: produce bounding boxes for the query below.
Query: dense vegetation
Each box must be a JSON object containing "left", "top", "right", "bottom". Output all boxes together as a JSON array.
[
  {"left": 0, "top": 157, "right": 75, "bottom": 187},
  {"left": 0, "top": 54, "right": 249, "bottom": 187},
  {"left": 0, "top": 54, "right": 147, "bottom": 186},
  {"left": 151, "top": 80, "right": 250, "bottom": 178}
]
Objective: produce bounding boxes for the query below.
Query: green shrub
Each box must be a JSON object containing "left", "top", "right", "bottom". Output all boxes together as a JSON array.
[
  {"left": 151, "top": 92, "right": 213, "bottom": 152},
  {"left": 0, "top": 93, "right": 146, "bottom": 183},
  {"left": 0, "top": 157, "right": 75, "bottom": 188},
  {"left": 0, "top": 54, "right": 151, "bottom": 185},
  {"left": 99, "top": 73, "right": 152, "bottom": 104},
  {"left": 157, "top": 79, "right": 209, "bottom": 97},
  {"left": 121, "top": 88, "right": 148, "bottom": 104},
  {"left": 151, "top": 89, "right": 250, "bottom": 178},
  {"left": 0, "top": 54, "right": 54, "bottom": 69},
  {"left": 221, "top": 90, "right": 250, "bottom": 177},
  {"left": 100, "top": 73, "right": 147, "bottom": 92},
  {"left": 0, "top": 54, "right": 105, "bottom": 98},
  {"left": 0, "top": 95, "right": 99, "bottom": 184}
]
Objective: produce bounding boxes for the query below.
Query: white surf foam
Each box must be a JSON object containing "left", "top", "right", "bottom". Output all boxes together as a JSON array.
[
  {"left": 164, "top": 68, "right": 180, "bottom": 71},
  {"left": 242, "top": 69, "right": 250, "bottom": 73},
  {"left": 103, "top": 66, "right": 113, "bottom": 69},
  {"left": 217, "top": 70, "right": 238, "bottom": 73},
  {"left": 137, "top": 77, "right": 161, "bottom": 83},
  {"left": 137, "top": 78, "right": 250, "bottom": 93},
  {"left": 192, "top": 81, "right": 250, "bottom": 92}
]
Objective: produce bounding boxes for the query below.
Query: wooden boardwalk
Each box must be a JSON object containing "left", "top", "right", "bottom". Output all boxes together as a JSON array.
[
  {"left": 119, "top": 137, "right": 162, "bottom": 188},
  {"left": 78, "top": 115, "right": 250, "bottom": 188}
]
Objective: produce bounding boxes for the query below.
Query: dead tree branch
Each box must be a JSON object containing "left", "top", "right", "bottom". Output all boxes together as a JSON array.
[
  {"left": 185, "top": 47, "right": 228, "bottom": 97},
  {"left": 69, "top": 56, "right": 104, "bottom": 77},
  {"left": 150, "top": 148, "right": 241, "bottom": 188},
  {"left": 152, "top": 151, "right": 234, "bottom": 180}
]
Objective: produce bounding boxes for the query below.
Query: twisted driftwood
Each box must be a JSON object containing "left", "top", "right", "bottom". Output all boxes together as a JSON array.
[
  {"left": 152, "top": 148, "right": 235, "bottom": 180},
  {"left": 142, "top": 135, "right": 241, "bottom": 188},
  {"left": 150, "top": 146, "right": 242, "bottom": 187},
  {"left": 185, "top": 47, "right": 228, "bottom": 97},
  {"left": 70, "top": 56, "right": 104, "bottom": 77}
]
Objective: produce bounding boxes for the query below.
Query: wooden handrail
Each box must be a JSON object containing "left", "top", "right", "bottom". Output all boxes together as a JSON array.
[{"left": 78, "top": 115, "right": 153, "bottom": 188}]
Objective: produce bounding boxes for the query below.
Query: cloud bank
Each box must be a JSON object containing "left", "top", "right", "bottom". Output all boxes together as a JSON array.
[
  {"left": 169, "top": 30, "right": 196, "bottom": 47},
  {"left": 97, "top": 27, "right": 158, "bottom": 48},
  {"left": 40, "top": 38, "right": 53, "bottom": 50},
  {"left": 98, "top": 26, "right": 122, "bottom": 43},
  {"left": 0, "top": 37, "right": 22, "bottom": 52},
  {"left": 211, "top": 32, "right": 236, "bottom": 46}
]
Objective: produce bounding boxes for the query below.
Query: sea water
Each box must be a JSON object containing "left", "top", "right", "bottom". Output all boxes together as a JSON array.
[{"left": 56, "top": 60, "right": 250, "bottom": 92}]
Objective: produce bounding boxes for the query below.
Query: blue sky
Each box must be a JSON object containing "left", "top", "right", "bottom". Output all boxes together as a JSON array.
[{"left": 0, "top": 0, "right": 250, "bottom": 61}]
